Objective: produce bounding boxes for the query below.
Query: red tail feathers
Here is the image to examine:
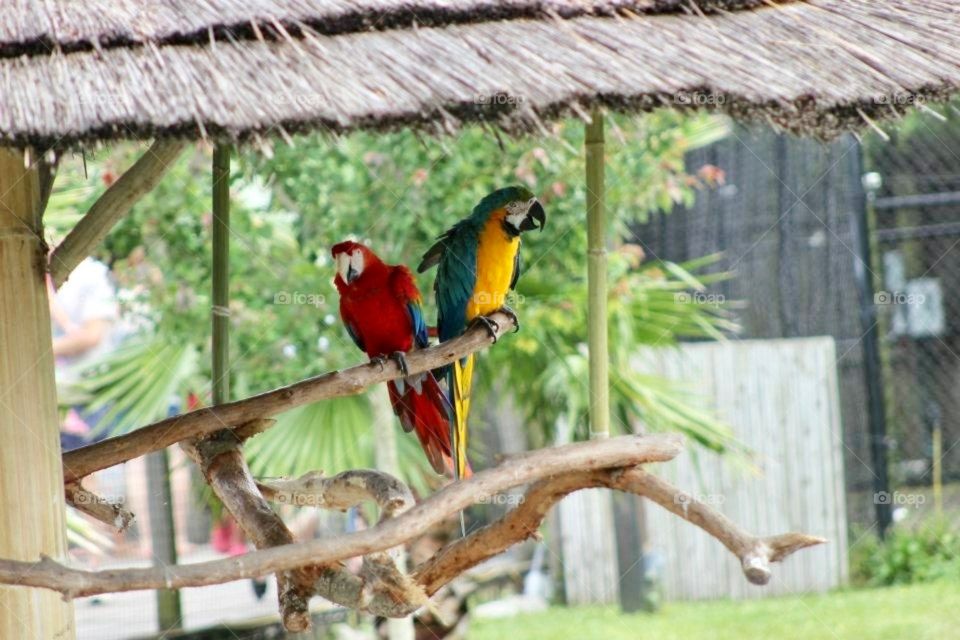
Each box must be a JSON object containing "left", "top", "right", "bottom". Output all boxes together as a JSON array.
[{"left": 388, "top": 373, "right": 470, "bottom": 478}]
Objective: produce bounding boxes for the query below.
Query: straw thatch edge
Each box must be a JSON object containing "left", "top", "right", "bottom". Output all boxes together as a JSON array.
[
  {"left": 8, "top": 87, "right": 953, "bottom": 152},
  {"left": 1, "top": 0, "right": 790, "bottom": 60}
]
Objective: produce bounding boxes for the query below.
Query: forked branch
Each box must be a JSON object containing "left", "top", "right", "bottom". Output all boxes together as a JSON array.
[
  {"left": 9, "top": 434, "right": 683, "bottom": 599},
  {"left": 2, "top": 433, "right": 826, "bottom": 618}
]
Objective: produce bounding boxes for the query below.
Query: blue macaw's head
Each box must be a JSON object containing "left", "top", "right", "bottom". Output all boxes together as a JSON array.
[{"left": 474, "top": 186, "right": 546, "bottom": 237}]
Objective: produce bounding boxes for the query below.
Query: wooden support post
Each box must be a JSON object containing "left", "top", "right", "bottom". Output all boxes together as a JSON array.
[
  {"left": 0, "top": 147, "right": 75, "bottom": 638},
  {"left": 585, "top": 110, "right": 610, "bottom": 439}
]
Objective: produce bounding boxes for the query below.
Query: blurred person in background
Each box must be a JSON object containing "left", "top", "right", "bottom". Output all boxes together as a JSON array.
[{"left": 49, "top": 256, "right": 121, "bottom": 451}]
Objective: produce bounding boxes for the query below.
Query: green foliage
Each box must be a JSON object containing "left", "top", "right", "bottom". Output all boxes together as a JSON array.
[
  {"left": 851, "top": 519, "right": 960, "bottom": 587},
  {"left": 53, "top": 109, "right": 738, "bottom": 483},
  {"left": 68, "top": 337, "right": 199, "bottom": 436}
]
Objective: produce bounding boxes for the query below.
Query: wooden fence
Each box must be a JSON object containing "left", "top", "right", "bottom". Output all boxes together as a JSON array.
[{"left": 558, "top": 337, "right": 848, "bottom": 603}]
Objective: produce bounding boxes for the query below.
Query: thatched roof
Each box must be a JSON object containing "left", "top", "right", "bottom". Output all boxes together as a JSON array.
[{"left": 2, "top": 0, "right": 958, "bottom": 147}]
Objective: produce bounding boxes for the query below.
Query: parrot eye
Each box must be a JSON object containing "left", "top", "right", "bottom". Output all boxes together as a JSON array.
[{"left": 505, "top": 199, "right": 529, "bottom": 216}]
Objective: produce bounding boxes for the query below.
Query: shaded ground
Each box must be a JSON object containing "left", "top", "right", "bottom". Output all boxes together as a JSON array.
[
  {"left": 75, "top": 547, "right": 279, "bottom": 640},
  {"left": 471, "top": 582, "right": 960, "bottom": 640}
]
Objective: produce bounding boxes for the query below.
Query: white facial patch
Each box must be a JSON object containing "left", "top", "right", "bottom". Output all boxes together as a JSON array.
[
  {"left": 335, "top": 252, "right": 351, "bottom": 282},
  {"left": 505, "top": 197, "right": 535, "bottom": 230},
  {"left": 350, "top": 249, "right": 364, "bottom": 277}
]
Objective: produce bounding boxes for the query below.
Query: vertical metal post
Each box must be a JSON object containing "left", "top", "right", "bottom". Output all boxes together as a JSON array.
[
  {"left": 212, "top": 145, "right": 231, "bottom": 406},
  {"left": 853, "top": 148, "right": 892, "bottom": 536},
  {"left": 586, "top": 110, "right": 610, "bottom": 439}
]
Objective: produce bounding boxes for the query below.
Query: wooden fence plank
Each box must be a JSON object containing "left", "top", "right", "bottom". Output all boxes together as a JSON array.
[{"left": 639, "top": 338, "right": 847, "bottom": 600}]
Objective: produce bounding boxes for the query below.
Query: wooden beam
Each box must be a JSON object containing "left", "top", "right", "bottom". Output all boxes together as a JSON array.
[
  {"left": 49, "top": 139, "right": 185, "bottom": 287},
  {"left": 0, "top": 147, "right": 75, "bottom": 638}
]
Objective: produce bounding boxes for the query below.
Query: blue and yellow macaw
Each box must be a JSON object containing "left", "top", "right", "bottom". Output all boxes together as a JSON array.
[{"left": 417, "top": 186, "right": 546, "bottom": 484}]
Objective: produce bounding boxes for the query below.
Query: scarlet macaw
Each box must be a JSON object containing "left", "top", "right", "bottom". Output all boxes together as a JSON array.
[
  {"left": 332, "top": 241, "right": 454, "bottom": 475},
  {"left": 417, "top": 186, "right": 546, "bottom": 482}
]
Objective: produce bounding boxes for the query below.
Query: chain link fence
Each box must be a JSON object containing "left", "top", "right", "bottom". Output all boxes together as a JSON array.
[{"left": 865, "top": 114, "right": 960, "bottom": 513}]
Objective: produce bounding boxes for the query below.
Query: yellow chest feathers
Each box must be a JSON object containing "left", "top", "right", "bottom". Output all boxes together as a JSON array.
[{"left": 467, "top": 211, "right": 520, "bottom": 319}]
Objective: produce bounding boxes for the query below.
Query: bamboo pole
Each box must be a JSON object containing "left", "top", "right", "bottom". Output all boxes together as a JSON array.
[
  {"left": 212, "top": 144, "right": 231, "bottom": 405},
  {"left": 0, "top": 147, "right": 75, "bottom": 638},
  {"left": 585, "top": 110, "right": 609, "bottom": 439}
]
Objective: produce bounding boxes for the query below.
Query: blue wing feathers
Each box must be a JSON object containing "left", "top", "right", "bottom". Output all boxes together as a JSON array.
[{"left": 407, "top": 301, "right": 429, "bottom": 349}]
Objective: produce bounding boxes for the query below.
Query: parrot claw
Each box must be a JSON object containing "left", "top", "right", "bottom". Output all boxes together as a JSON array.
[
  {"left": 500, "top": 305, "right": 520, "bottom": 333},
  {"left": 389, "top": 351, "right": 410, "bottom": 377},
  {"left": 369, "top": 355, "right": 387, "bottom": 371},
  {"left": 472, "top": 315, "right": 501, "bottom": 343}
]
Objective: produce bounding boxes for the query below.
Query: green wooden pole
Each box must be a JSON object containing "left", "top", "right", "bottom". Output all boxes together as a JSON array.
[
  {"left": 585, "top": 110, "right": 609, "bottom": 439},
  {"left": 212, "top": 144, "right": 231, "bottom": 406}
]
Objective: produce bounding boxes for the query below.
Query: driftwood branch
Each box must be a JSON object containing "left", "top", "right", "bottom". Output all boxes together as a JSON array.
[
  {"left": 617, "top": 468, "right": 826, "bottom": 585},
  {"left": 2, "top": 435, "right": 827, "bottom": 617},
  {"left": 259, "top": 469, "right": 427, "bottom": 617},
  {"left": 64, "top": 483, "right": 135, "bottom": 533},
  {"left": 181, "top": 431, "right": 316, "bottom": 632},
  {"left": 62, "top": 311, "right": 517, "bottom": 483},
  {"left": 12, "top": 434, "right": 683, "bottom": 599},
  {"left": 49, "top": 139, "right": 186, "bottom": 287},
  {"left": 413, "top": 467, "right": 825, "bottom": 596},
  {"left": 257, "top": 469, "right": 415, "bottom": 519}
]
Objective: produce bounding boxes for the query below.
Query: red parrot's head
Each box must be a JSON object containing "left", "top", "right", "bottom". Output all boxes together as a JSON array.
[{"left": 331, "top": 241, "right": 381, "bottom": 286}]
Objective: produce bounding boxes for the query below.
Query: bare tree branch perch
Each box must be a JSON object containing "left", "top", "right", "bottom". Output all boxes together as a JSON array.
[
  {"left": 181, "top": 431, "right": 316, "bottom": 631},
  {"left": 62, "top": 311, "right": 517, "bottom": 483},
  {"left": 257, "top": 469, "right": 415, "bottom": 519},
  {"left": 49, "top": 139, "right": 186, "bottom": 287},
  {"left": 11, "top": 434, "right": 683, "bottom": 599},
  {"left": 64, "top": 483, "right": 135, "bottom": 533},
  {"left": 615, "top": 468, "right": 827, "bottom": 585}
]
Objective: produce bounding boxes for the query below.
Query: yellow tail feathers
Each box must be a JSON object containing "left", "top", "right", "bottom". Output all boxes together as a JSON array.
[{"left": 451, "top": 354, "right": 474, "bottom": 482}]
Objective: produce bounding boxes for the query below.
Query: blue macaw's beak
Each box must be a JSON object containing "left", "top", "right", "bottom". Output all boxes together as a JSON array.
[{"left": 520, "top": 200, "right": 546, "bottom": 232}]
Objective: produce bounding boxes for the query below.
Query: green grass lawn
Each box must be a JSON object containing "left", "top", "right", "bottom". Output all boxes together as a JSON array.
[{"left": 470, "top": 582, "right": 959, "bottom": 639}]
